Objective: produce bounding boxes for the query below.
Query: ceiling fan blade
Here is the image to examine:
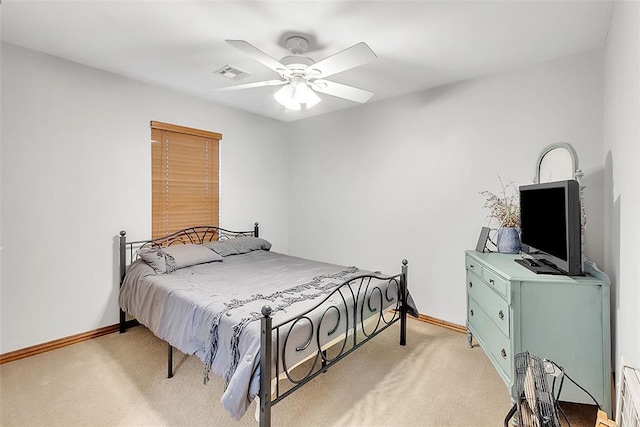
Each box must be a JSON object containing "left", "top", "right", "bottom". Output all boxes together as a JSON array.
[
  {"left": 306, "top": 42, "right": 377, "bottom": 79},
  {"left": 225, "top": 40, "right": 291, "bottom": 78},
  {"left": 215, "top": 80, "right": 286, "bottom": 91},
  {"left": 313, "top": 80, "right": 374, "bottom": 103}
]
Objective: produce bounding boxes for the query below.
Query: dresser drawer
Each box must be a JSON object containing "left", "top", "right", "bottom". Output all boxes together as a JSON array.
[
  {"left": 481, "top": 266, "right": 509, "bottom": 297},
  {"left": 468, "top": 297, "right": 512, "bottom": 383},
  {"left": 467, "top": 272, "right": 510, "bottom": 337},
  {"left": 465, "top": 256, "right": 484, "bottom": 277}
]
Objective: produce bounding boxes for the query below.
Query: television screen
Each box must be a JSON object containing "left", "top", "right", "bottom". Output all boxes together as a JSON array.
[{"left": 519, "top": 180, "right": 582, "bottom": 275}]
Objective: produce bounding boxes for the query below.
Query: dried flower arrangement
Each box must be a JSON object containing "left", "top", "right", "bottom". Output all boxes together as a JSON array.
[{"left": 480, "top": 176, "right": 521, "bottom": 228}]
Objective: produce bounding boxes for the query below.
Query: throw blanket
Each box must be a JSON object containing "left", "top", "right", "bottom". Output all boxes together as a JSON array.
[{"left": 203, "top": 266, "right": 359, "bottom": 386}]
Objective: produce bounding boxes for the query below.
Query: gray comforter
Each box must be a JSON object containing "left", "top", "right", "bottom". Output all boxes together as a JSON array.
[{"left": 119, "top": 250, "right": 399, "bottom": 419}]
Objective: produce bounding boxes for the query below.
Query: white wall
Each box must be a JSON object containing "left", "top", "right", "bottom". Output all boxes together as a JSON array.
[
  {"left": 288, "top": 50, "right": 605, "bottom": 326},
  {"left": 0, "top": 43, "right": 290, "bottom": 353},
  {"left": 603, "top": 1, "right": 640, "bottom": 371}
]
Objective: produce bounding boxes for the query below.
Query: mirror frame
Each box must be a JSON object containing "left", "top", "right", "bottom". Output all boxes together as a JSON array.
[{"left": 534, "top": 142, "right": 583, "bottom": 185}]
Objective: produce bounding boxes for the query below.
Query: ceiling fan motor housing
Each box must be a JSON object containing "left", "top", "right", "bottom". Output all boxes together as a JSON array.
[{"left": 280, "top": 55, "right": 316, "bottom": 74}]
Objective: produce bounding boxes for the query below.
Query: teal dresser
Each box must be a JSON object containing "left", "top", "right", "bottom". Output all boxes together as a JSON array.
[{"left": 465, "top": 250, "right": 612, "bottom": 416}]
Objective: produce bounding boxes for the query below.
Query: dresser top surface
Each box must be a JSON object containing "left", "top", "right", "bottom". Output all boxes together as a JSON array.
[{"left": 465, "top": 250, "right": 607, "bottom": 285}]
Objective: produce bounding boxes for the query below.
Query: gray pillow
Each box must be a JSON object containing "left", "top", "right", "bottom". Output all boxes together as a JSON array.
[
  {"left": 204, "top": 236, "right": 271, "bottom": 256},
  {"left": 231, "top": 236, "right": 272, "bottom": 254},
  {"left": 204, "top": 240, "right": 238, "bottom": 257},
  {"left": 138, "top": 244, "right": 223, "bottom": 273},
  {"left": 163, "top": 244, "right": 223, "bottom": 270},
  {"left": 137, "top": 246, "right": 167, "bottom": 274}
]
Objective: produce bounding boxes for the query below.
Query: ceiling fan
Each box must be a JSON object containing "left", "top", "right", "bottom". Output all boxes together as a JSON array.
[{"left": 216, "top": 36, "right": 377, "bottom": 111}]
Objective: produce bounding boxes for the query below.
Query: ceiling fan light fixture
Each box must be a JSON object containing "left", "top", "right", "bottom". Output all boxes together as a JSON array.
[
  {"left": 273, "top": 80, "right": 321, "bottom": 110},
  {"left": 273, "top": 84, "right": 300, "bottom": 110},
  {"left": 294, "top": 81, "right": 321, "bottom": 108}
]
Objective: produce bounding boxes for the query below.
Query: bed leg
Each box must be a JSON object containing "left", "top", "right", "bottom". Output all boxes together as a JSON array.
[
  {"left": 167, "top": 344, "right": 174, "bottom": 379},
  {"left": 259, "top": 305, "right": 272, "bottom": 427},
  {"left": 119, "top": 309, "right": 126, "bottom": 333},
  {"left": 400, "top": 259, "right": 408, "bottom": 346},
  {"left": 119, "top": 231, "right": 127, "bottom": 334}
]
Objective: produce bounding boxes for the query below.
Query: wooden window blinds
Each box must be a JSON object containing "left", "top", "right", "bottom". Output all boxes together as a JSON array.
[{"left": 151, "top": 121, "right": 221, "bottom": 238}]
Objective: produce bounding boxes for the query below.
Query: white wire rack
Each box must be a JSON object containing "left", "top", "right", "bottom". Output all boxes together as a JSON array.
[
  {"left": 617, "top": 360, "right": 640, "bottom": 427},
  {"left": 504, "top": 352, "right": 560, "bottom": 427}
]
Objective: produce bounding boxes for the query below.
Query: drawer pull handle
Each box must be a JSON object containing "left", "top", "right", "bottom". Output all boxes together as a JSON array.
[
  {"left": 498, "top": 310, "right": 504, "bottom": 320},
  {"left": 470, "top": 264, "right": 474, "bottom": 269},
  {"left": 469, "top": 281, "right": 473, "bottom": 288},
  {"left": 489, "top": 279, "right": 495, "bottom": 285},
  {"left": 501, "top": 348, "right": 507, "bottom": 359},
  {"left": 470, "top": 309, "right": 474, "bottom": 316}
]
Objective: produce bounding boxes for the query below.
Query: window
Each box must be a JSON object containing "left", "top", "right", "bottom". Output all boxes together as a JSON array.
[{"left": 151, "top": 121, "right": 221, "bottom": 238}]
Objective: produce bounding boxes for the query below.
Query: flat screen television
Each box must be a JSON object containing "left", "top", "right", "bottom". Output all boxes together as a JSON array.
[{"left": 519, "top": 179, "right": 582, "bottom": 275}]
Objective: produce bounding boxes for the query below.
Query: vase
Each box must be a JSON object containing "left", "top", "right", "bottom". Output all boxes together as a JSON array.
[{"left": 497, "top": 227, "right": 521, "bottom": 254}]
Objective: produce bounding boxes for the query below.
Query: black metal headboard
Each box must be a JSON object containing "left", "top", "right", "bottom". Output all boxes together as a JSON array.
[{"left": 119, "top": 222, "right": 259, "bottom": 280}]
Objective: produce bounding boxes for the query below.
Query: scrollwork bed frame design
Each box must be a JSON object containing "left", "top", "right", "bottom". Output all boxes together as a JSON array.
[
  {"left": 118, "top": 224, "right": 408, "bottom": 427},
  {"left": 258, "top": 262, "right": 408, "bottom": 427}
]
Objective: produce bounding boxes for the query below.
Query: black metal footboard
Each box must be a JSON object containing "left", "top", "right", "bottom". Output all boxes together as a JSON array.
[{"left": 258, "top": 260, "right": 408, "bottom": 427}]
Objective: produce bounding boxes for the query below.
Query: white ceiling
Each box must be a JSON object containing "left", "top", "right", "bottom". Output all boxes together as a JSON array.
[{"left": 1, "top": 1, "right": 615, "bottom": 122}]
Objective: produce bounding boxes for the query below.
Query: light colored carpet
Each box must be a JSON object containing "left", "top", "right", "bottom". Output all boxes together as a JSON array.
[{"left": 1, "top": 319, "right": 513, "bottom": 426}]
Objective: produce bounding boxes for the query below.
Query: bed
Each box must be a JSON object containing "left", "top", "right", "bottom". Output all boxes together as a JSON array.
[{"left": 118, "top": 224, "right": 415, "bottom": 426}]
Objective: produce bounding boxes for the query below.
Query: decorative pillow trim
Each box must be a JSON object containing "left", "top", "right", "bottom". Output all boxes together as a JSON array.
[{"left": 165, "top": 252, "right": 178, "bottom": 273}]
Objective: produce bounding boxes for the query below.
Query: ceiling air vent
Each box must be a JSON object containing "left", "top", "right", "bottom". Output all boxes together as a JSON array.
[{"left": 214, "top": 65, "right": 251, "bottom": 81}]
